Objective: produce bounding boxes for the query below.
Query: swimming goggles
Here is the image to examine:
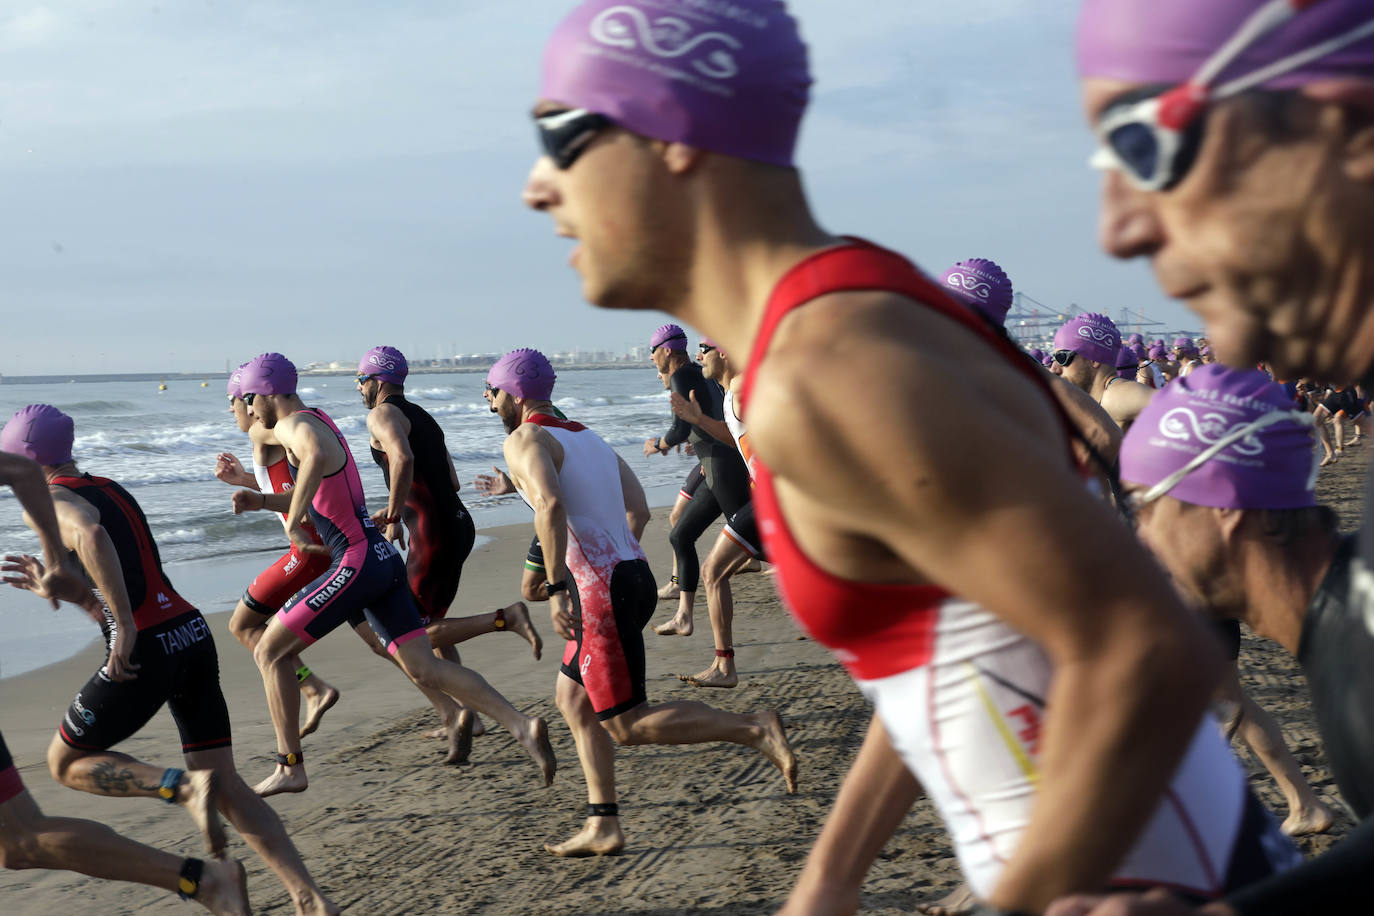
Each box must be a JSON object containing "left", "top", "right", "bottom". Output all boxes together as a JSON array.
[
  {"left": 1052, "top": 349, "right": 1077, "bottom": 367},
  {"left": 536, "top": 108, "right": 614, "bottom": 170},
  {"left": 1091, "top": 0, "right": 1374, "bottom": 192}
]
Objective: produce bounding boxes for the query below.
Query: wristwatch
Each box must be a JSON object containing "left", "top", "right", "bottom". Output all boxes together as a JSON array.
[{"left": 545, "top": 580, "right": 569, "bottom": 595}]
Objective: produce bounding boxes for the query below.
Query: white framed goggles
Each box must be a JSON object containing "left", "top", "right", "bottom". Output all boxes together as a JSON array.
[{"left": 1090, "top": 0, "right": 1374, "bottom": 192}]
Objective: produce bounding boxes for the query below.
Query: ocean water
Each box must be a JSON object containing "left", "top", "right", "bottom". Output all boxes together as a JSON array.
[{"left": 0, "top": 368, "right": 697, "bottom": 677}]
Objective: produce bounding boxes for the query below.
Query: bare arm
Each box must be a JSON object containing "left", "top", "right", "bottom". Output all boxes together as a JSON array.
[
  {"left": 754, "top": 296, "right": 1223, "bottom": 912},
  {"left": 670, "top": 390, "right": 735, "bottom": 446},
  {"left": 779, "top": 716, "right": 923, "bottom": 916},
  {"left": 505, "top": 428, "right": 574, "bottom": 639},
  {"left": 274, "top": 417, "right": 335, "bottom": 556},
  {"left": 616, "top": 454, "right": 650, "bottom": 541},
  {"left": 0, "top": 454, "right": 90, "bottom": 607},
  {"left": 49, "top": 492, "right": 141, "bottom": 680},
  {"left": 1101, "top": 379, "right": 1157, "bottom": 430},
  {"left": 368, "top": 405, "right": 413, "bottom": 546}
]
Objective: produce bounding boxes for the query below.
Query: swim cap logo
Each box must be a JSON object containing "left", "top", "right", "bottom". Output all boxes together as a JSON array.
[
  {"left": 1158, "top": 407, "right": 1265, "bottom": 456},
  {"left": 1077, "top": 325, "right": 1118, "bottom": 346},
  {"left": 591, "top": 5, "right": 743, "bottom": 80},
  {"left": 368, "top": 354, "right": 397, "bottom": 371},
  {"left": 944, "top": 271, "right": 991, "bottom": 300}
]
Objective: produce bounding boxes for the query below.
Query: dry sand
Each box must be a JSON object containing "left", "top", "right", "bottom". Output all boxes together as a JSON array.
[{"left": 0, "top": 448, "right": 1365, "bottom": 914}]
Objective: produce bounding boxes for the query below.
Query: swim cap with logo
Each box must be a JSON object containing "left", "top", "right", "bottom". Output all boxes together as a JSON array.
[
  {"left": 1077, "top": 0, "right": 1374, "bottom": 88},
  {"left": 1120, "top": 364, "right": 1316, "bottom": 510},
  {"left": 1054, "top": 312, "right": 1121, "bottom": 365},
  {"left": 1116, "top": 345, "right": 1139, "bottom": 378},
  {"left": 359, "top": 346, "right": 409, "bottom": 385},
  {"left": 488, "top": 348, "right": 558, "bottom": 400},
  {"left": 227, "top": 361, "right": 250, "bottom": 400},
  {"left": 541, "top": 0, "right": 812, "bottom": 167},
  {"left": 1, "top": 405, "right": 75, "bottom": 466},
  {"left": 240, "top": 353, "right": 298, "bottom": 397},
  {"left": 937, "top": 258, "right": 1014, "bottom": 326},
  {"left": 651, "top": 323, "right": 688, "bottom": 351}
]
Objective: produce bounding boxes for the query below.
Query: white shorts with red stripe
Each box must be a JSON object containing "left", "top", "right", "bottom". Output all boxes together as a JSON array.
[{"left": 855, "top": 596, "right": 1250, "bottom": 900}]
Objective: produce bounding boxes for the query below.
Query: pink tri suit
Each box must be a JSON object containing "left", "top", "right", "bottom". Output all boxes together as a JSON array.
[
  {"left": 738, "top": 240, "right": 1298, "bottom": 901},
  {"left": 516, "top": 414, "right": 658, "bottom": 721},
  {"left": 275, "top": 408, "right": 426, "bottom": 654}
]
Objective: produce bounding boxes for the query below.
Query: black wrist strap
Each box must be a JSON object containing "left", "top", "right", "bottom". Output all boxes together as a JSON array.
[
  {"left": 546, "top": 580, "right": 568, "bottom": 595},
  {"left": 588, "top": 802, "right": 619, "bottom": 817},
  {"left": 178, "top": 858, "right": 204, "bottom": 900}
]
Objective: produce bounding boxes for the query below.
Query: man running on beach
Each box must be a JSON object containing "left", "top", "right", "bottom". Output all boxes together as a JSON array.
[
  {"left": 213, "top": 361, "right": 340, "bottom": 740},
  {"left": 523, "top": 3, "right": 1293, "bottom": 910},
  {"left": 1053, "top": 313, "right": 1157, "bottom": 430},
  {"left": 357, "top": 345, "right": 542, "bottom": 746},
  {"left": 669, "top": 338, "right": 761, "bottom": 688},
  {"left": 644, "top": 324, "right": 751, "bottom": 639},
  {"left": 1050, "top": 368, "right": 1366, "bottom": 916},
  {"left": 1074, "top": 1, "right": 1374, "bottom": 912},
  {"left": 0, "top": 449, "right": 251, "bottom": 915},
  {"left": 484, "top": 347, "right": 796, "bottom": 857},
  {"left": 0, "top": 404, "right": 337, "bottom": 916},
  {"left": 236, "top": 353, "right": 555, "bottom": 796}
]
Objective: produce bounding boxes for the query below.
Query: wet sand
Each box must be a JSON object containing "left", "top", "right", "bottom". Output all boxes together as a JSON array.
[{"left": 0, "top": 448, "right": 1364, "bottom": 913}]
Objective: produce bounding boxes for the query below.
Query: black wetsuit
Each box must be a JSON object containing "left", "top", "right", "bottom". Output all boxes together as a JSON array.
[
  {"left": 370, "top": 394, "right": 476, "bottom": 624},
  {"left": 661, "top": 361, "right": 751, "bottom": 591},
  {"left": 49, "top": 474, "right": 231, "bottom": 754},
  {"left": 1225, "top": 534, "right": 1374, "bottom": 915}
]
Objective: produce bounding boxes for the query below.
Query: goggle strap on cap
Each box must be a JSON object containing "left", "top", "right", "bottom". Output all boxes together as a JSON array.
[
  {"left": 1215, "top": 15, "right": 1374, "bottom": 99},
  {"left": 1136, "top": 409, "right": 1314, "bottom": 507}
]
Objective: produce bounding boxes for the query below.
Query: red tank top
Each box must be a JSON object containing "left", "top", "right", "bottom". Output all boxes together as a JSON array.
[
  {"left": 261, "top": 456, "right": 319, "bottom": 539},
  {"left": 738, "top": 240, "right": 1074, "bottom": 680}
]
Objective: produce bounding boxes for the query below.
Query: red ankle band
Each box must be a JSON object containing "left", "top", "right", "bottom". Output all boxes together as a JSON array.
[{"left": 715, "top": 648, "right": 734, "bottom": 658}]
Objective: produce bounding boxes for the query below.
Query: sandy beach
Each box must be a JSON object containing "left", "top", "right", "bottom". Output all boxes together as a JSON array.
[{"left": 0, "top": 460, "right": 1364, "bottom": 914}]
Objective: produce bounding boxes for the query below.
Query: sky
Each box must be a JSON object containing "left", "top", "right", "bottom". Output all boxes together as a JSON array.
[{"left": 0, "top": 0, "right": 1200, "bottom": 375}]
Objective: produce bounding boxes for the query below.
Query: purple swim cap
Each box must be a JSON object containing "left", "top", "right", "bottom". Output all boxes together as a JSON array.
[
  {"left": 1, "top": 405, "right": 74, "bottom": 466},
  {"left": 1078, "top": 1, "right": 1374, "bottom": 89},
  {"left": 651, "top": 323, "right": 688, "bottom": 351},
  {"left": 1148, "top": 344, "right": 1168, "bottom": 360},
  {"left": 1116, "top": 345, "right": 1139, "bottom": 377},
  {"left": 1054, "top": 312, "right": 1121, "bottom": 365},
  {"left": 227, "top": 361, "right": 249, "bottom": 400},
  {"left": 541, "top": 0, "right": 811, "bottom": 167},
  {"left": 360, "top": 346, "right": 408, "bottom": 384},
  {"left": 1132, "top": 343, "right": 1150, "bottom": 362},
  {"left": 241, "top": 352, "right": 298, "bottom": 397},
  {"left": 1029, "top": 347, "right": 1047, "bottom": 363},
  {"left": 1041, "top": 354, "right": 1056, "bottom": 368},
  {"left": 1128, "top": 333, "right": 1144, "bottom": 345},
  {"left": 938, "top": 259, "right": 1014, "bottom": 325},
  {"left": 488, "top": 348, "right": 557, "bottom": 400},
  {"left": 1120, "top": 364, "right": 1317, "bottom": 510}
]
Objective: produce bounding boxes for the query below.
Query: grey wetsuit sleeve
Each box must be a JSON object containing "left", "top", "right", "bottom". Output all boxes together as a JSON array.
[{"left": 1228, "top": 816, "right": 1374, "bottom": 916}]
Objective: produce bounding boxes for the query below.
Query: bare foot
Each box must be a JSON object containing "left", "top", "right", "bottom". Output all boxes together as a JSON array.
[
  {"left": 518, "top": 716, "right": 557, "bottom": 786},
  {"left": 299, "top": 687, "right": 340, "bottom": 739},
  {"left": 544, "top": 820, "right": 625, "bottom": 857},
  {"left": 425, "top": 715, "right": 484, "bottom": 740},
  {"left": 196, "top": 856, "right": 251, "bottom": 916},
  {"left": 1321, "top": 454, "right": 1337, "bottom": 467},
  {"left": 502, "top": 601, "right": 543, "bottom": 660},
  {"left": 445, "top": 708, "right": 475, "bottom": 765},
  {"left": 180, "top": 770, "right": 227, "bottom": 856},
  {"left": 916, "top": 883, "right": 977, "bottom": 916},
  {"left": 656, "top": 581, "right": 679, "bottom": 600},
  {"left": 680, "top": 665, "right": 738, "bottom": 688},
  {"left": 654, "top": 616, "right": 693, "bottom": 637},
  {"left": 755, "top": 710, "right": 798, "bottom": 794},
  {"left": 738, "top": 558, "right": 763, "bottom": 574},
  {"left": 252, "top": 764, "right": 308, "bottom": 798},
  {"left": 1281, "top": 799, "right": 1337, "bottom": 836}
]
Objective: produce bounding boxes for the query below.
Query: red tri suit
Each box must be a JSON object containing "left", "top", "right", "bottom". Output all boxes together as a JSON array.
[
  {"left": 737, "top": 240, "right": 1298, "bottom": 900},
  {"left": 515, "top": 414, "right": 657, "bottom": 721}
]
